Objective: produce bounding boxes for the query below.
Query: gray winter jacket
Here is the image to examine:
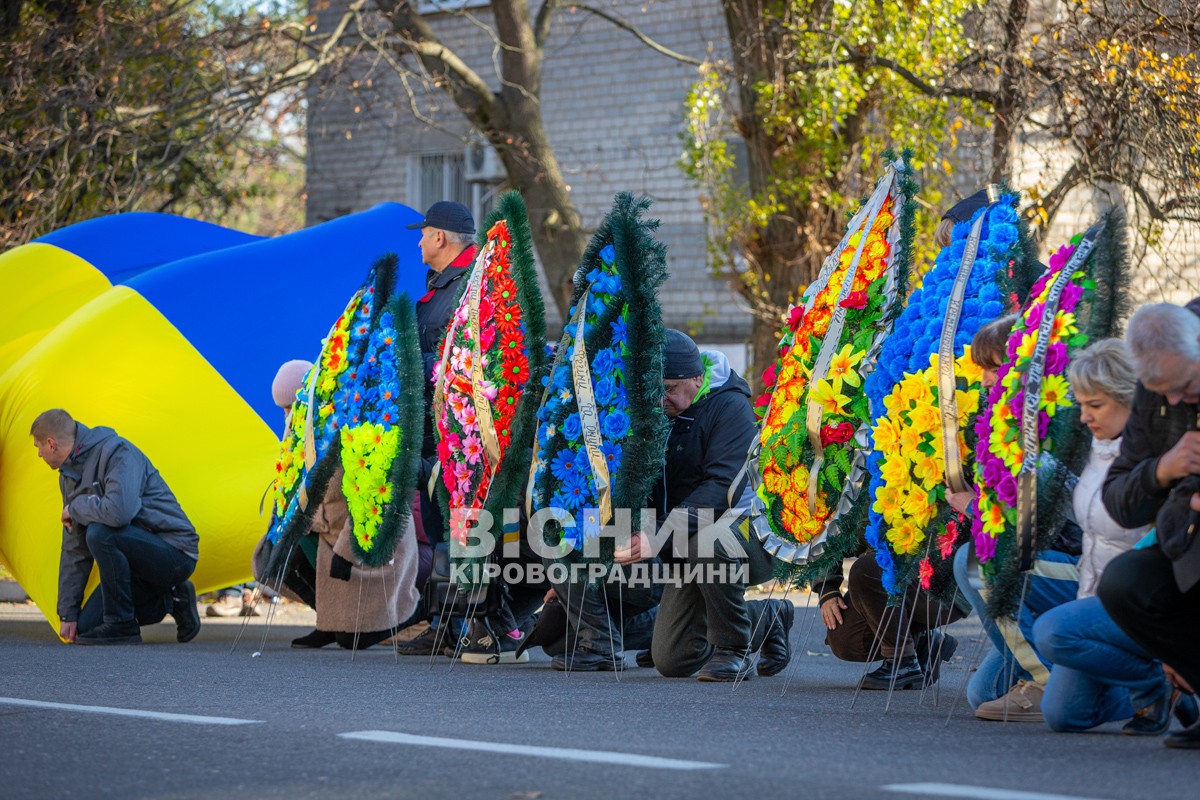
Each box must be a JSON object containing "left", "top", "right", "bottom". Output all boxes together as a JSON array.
[{"left": 57, "top": 423, "right": 198, "bottom": 621}]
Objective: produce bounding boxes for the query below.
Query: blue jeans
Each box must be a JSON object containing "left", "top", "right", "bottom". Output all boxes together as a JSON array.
[
  {"left": 78, "top": 523, "right": 196, "bottom": 630},
  {"left": 953, "top": 544, "right": 1079, "bottom": 707},
  {"left": 1033, "top": 596, "right": 1163, "bottom": 731}
]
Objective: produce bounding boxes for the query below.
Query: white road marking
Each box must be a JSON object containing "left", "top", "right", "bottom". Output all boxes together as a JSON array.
[
  {"left": 0, "top": 697, "right": 263, "bottom": 726},
  {"left": 339, "top": 730, "right": 726, "bottom": 770},
  {"left": 883, "top": 783, "right": 1109, "bottom": 800}
]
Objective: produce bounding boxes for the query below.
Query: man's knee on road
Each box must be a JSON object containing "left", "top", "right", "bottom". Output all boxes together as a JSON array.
[{"left": 652, "top": 641, "right": 707, "bottom": 678}]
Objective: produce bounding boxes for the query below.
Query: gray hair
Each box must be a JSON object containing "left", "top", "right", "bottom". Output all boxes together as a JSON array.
[
  {"left": 1126, "top": 303, "right": 1200, "bottom": 384},
  {"left": 1067, "top": 339, "right": 1137, "bottom": 407},
  {"left": 443, "top": 229, "right": 474, "bottom": 248}
]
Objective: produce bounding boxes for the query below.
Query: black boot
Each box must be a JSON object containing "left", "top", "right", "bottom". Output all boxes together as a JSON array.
[
  {"left": 635, "top": 649, "right": 655, "bottom": 668},
  {"left": 336, "top": 629, "right": 395, "bottom": 651},
  {"left": 170, "top": 581, "right": 201, "bottom": 643},
  {"left": 77, "top": 620, "right": 142, "bottom": 646},
  {"left": 859, "top": 656, "right": 924, "bottom": 690},
  {"left": 291, "top": 629, "right": 336, "bottom": 649},
  {"left": 697, "top": 647, "right": 754, "bottom": 682},
  {"left": 757, "top": 599, "right": 794, "bottom": 676}
]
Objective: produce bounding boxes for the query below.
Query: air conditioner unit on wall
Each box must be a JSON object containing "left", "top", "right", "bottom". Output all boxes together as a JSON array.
[{"left": 465, "top": 140, "right": 506, "bottom": 183}]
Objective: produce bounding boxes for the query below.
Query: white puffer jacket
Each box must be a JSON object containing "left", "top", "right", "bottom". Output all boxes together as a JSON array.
[{"left": 1073, "top": 436, "right": 1151, "bottom": 598}]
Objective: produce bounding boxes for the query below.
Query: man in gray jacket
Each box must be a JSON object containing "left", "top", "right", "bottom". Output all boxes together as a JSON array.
[{"left": 32, "top": 409, "right": 201, "bottom": 645}]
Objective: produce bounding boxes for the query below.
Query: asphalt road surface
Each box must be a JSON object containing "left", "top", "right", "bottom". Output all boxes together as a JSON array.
[{"left": 1, "top": 601, "right": 1195, "bottom": 799}]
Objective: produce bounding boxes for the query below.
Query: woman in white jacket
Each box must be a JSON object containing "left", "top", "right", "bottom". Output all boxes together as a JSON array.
[{"left": 1034, "top": 340, "right": 1198, "bottom": 734}]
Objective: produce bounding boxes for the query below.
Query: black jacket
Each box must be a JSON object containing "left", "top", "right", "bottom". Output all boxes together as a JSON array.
[
  {"left": 57, "top": 423, "right": 197, "bottom": 622},
  {"left": 1102, "top": 296, "right": 1200, "bottom": 591},
  {"left": 651, "top": 353, "right": 756, "bottom": 536},
  {"left": 416, "top": 244, "right": 475, "bottom": 458}
]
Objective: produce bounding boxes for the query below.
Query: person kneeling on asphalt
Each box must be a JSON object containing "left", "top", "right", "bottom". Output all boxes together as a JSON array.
[
  {"left": 610, "top": 330, "right": 793, "bottom": 681},
  {"left": 33, "top": 408, "right": 201, "bottom": 646}
]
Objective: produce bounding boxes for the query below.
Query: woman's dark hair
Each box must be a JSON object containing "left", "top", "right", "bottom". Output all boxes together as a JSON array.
[{"left": 971, "top": 314, "right": 1019, "bottom": 369}]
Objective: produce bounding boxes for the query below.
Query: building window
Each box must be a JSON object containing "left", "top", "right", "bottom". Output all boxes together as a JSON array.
[
  {"left": 409, "top": 152, "right": 498, "bottom": 228},
  {"left": 418, "top": 0, "right": 490, "bottom": 15}
]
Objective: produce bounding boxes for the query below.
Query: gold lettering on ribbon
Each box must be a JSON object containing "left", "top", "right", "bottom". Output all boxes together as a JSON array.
[
  {"left": 938, "top": 209, "right": 988, "bottom": 495},
  {"left": 571, "top": 291, "right": 614, "bottom": 527},
  {"left": 1016, "top": 222, "right": 1102, "bottom": 569},
  {"left": 525, "top": 289, "right": 591, "bottom": 517},
  {"left": 467, "top": 241, "right": 502, "bottom": 475}
]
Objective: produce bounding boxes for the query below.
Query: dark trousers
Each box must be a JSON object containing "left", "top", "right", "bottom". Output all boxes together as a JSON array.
[
  {"left": 548, "top": 565, "right": 662, "bottom": 658},
  {"left": 77, "top": 523, "right": 195, "bottom": 632},
  {"left": 826, "top": 553, "right": 962, "bottom": 661},
  {"left": 649, "top": 521, "right": 778, "bottom": 677},
  {"left": 1099, "top": 546, "right": 1200, "bottom": 692}
]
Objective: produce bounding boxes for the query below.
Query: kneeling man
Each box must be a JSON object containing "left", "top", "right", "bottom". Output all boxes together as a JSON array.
[{"left": 33, "top": 409, "right": 201, "bottom": 645}]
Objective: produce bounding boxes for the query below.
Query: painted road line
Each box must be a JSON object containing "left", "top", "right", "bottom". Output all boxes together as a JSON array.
[
  {"left": 883, "top": 783, "right": 1108, "bottom": 800},
  {"left": 339, "top": 730, "right": 726, "bottom": 770},
  {"left": 0, "top": 697, "right": 263, "bottom": 726}
]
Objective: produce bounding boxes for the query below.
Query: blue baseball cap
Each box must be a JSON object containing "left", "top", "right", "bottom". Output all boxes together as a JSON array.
[{"left": 406, "top": 201, "right": 476, "bottom": 235}]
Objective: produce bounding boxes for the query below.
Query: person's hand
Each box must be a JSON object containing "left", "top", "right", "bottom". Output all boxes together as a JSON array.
[
  {"left": 1190, "top": 492, "right": 1200, "bottom": 513},
  {"left": 946, "top": 489, "right": 976, "bottom": 515},
  {"left": 60, "top": 505, "right": 72, "bottom": 526},
  {"left": 1164, "top": 663, "right": 1195, "bottom": 694},
  {"left": 543, "top": 587, "right": 557, "bottom": 604},
  {"left": 614, "top": 531, "right": 650, "bottom": 565},
  {"left": 820, "top": 596, "right": 847, "bottom": 630},
  {"left": 1156, "top": 431, "right": 1200, "bottom": 485},
  {"left": 59, "top": 621, "right": 77, "bottom": 643}
]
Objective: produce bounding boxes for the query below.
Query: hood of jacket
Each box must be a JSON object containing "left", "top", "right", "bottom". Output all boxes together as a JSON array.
[{"left": 698, "top": 349, "right": 751, "bottom": 406}]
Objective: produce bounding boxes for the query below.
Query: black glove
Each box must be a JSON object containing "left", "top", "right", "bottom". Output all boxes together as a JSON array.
[{"left": 330, "top": 553, "right": 354, "bottom": 581}]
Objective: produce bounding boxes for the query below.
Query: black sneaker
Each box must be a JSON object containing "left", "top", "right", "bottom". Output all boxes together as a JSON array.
[
  {"left": 757, "top": 599, "right": 794, "bottom": 676},
  {"left": 395, "top": 623, "right": 450, "bottom": 656},
  {"left": 635, "top": 649, "right": 654, "bottom": 668},
  {"left": 859, "top": 656, "right": 924, "bottom": 690},
  {"left": 458, "top": 619, "right": 530, "bottom": 664},
  {"left": 77, "top": 620, "right": 142, "bottom": 646},
  {"left": 170, "top": 581, "right": 201, "bottom": 643},
  {"left": 551, "top": 648, "right": 625, "bottom": 671},
  {"left": 697, "top": 647, "right": 754, "bottom": 682}
]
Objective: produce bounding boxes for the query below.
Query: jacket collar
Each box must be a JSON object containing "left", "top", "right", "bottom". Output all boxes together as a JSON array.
[{"left": 426, "top": 244, "right": 477, "bottom": 291}]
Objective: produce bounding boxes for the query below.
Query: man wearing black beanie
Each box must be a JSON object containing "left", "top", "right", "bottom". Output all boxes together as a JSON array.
[{"left": 619, "top": 330, "right": 794, "bottom": 681}]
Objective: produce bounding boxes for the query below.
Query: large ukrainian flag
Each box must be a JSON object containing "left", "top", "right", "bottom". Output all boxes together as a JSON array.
[{"left": 0, "top": 204, "right": 426, "bottom": 634}]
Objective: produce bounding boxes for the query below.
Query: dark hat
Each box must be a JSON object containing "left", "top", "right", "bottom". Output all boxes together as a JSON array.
[
  {"left": 406, "top": 201, "right": 475, "bottom": 235},
  {"left": 663, "top": 329, "right": 704, "bottom": 379},
  {"left": 941, "top": 185, "right": 1002, "bottom": 223}
]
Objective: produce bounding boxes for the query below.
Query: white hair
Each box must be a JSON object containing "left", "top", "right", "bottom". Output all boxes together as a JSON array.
[
  {"left": 1126, "top": 303, "right": 1200, "bottom": 384},
  {"left": 272, "top": 360, "right": 314, "bottom": 409},
  {"left": 443, "top": 229, "right": 474, "bottom": 248}
]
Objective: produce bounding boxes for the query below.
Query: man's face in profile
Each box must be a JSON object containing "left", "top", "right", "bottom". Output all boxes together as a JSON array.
[
  {"left": 1143, "top": 349, "right": 1200, "bottom": 405},
  {"left": 662, "top": 376, "right": 703, "bottom": 418},
  {"left": 35, "top": 437, "right": 68, "bottom": 469}
]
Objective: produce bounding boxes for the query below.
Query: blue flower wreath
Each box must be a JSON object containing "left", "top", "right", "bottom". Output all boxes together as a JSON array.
[
  {"left": 862, "top": 196, "right": 1022, "bottom": 589},
  {"left": 533, "top": 244, "right": 631, "bottom": 547}
]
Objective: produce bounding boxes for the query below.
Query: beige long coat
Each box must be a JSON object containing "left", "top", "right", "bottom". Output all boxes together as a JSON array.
[{"left": 255, "top": 467, "right": 420, "bottom": 633}]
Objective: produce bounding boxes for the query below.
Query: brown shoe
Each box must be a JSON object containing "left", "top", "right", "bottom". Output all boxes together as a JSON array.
[
  {"left": 206, "top": 594, "right": 241, "bottom": 618},
  {"left": 975, "top": 680, "right": 1045, "bottom": 722}
]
